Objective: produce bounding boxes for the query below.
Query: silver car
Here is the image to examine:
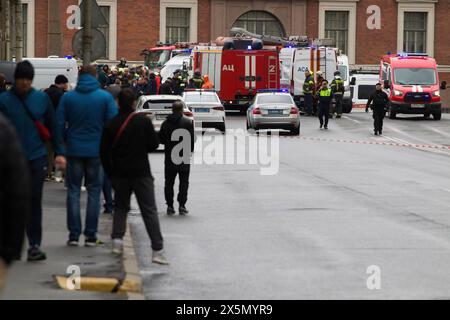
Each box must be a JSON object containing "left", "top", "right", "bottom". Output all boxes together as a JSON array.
[
  {"left": 246, "top": 91, "right": 300, "bottom": 135},
  {"left": 135, "top": 95, "right": 193, "bottom": 132}
]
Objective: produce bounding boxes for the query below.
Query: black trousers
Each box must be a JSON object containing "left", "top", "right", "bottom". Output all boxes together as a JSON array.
[
  {"left": 165, "top": 165, "right": 190, "bottom": 208},
  {"left": 111, "top": 176, "right": 163, "bottom": 251},
  {"left": 318, "top": 104, "right": 331, "bottom": 127},
  {"left": 373, "top": 110, "right": 385, "bottom": 133},
  {"left": 334, "top": 94, "right": 343, "bottom": 115}
]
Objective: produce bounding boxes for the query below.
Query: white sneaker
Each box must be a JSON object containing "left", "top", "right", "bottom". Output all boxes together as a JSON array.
[
  {"left": 112, "top": 239, "right": 124, "bottom": 255},
  {"left": 152, "top": 250, "right": 170, "bottom": 265}
]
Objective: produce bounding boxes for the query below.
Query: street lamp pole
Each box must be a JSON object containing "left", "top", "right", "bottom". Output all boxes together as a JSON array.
[{"left": 82, "top": 0, "right": 92, "bottom": 66}]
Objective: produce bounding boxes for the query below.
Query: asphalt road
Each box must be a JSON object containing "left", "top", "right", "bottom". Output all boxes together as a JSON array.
[{"left": 130, "top": 111, "right": 450, "bottom": 300}]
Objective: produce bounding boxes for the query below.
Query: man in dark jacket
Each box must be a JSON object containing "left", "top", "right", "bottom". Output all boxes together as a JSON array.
[
  {"left": 148, "top": 73, "right": 158, "bottom": 95},
  {"left": 100, "top": 88, "right": 168, "bottom": 265},
  {"left": 0, "top": 61, "right": 65, "bottom": 261},
  {"left": 45, "top": 75, "right": 69, "bottom": 111},
  {"left": 159, "top": 101, "right": 195, "bottom": 216},
  {"left": 366, "top": 83, "right": 389, "bottom": 135},
  {"left": 159, "top": 78, "right": 174, "bottom": 95},
  {"left": 0, "top": 114, "right": 31, "bottom": 288},
  {"left": 316, "top": 80, "right": 333, "bottom": 130},
  {"left": 0, "top": 73, "right": 7, "bottom": 94},
  {"left": 56, "top": 66, "right": 117, "bottom": 247}
]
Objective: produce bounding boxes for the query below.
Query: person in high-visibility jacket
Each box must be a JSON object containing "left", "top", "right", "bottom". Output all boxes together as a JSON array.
[
  {"left": 316, "top": 80, "right": 333, "bottom": 130},
  {"left": 303, "top": 70, "right": 315, "bottom": 116},
  {"left": 330, "top": 71, "right": 345, "bottom": 118}
]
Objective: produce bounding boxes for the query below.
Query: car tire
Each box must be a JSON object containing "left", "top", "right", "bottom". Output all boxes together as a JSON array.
[
  {"left": 218, "top": 123, "right": 226, "bottom": 134},
  {"left": 424, "top": 113, "right": 430, "bottom": 119},
  {"left": 389, "top": 111, "right": 397, "bottom": 119},
  {"left": 433, "top": 112, "right": 442, "bottom": 121},
  {"left": 291, "top": 126, "right": 300, "bottom": 136},
  {"left": 246, "top": 120, "right": 250, "bottom": 130}
]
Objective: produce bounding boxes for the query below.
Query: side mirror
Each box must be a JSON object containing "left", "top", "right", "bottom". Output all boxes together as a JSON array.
[
  {"left": 441, "top": 81, "right": 447, "bottom": 90},
  {"left": 383, "top": 80, "right": 390, "bottom": 90},
  {"left": 350, "top": 77, "right": 356, "bottom": 86}
]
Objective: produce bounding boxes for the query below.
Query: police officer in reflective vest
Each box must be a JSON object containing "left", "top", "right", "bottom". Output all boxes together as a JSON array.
[
  {"left": 303, "top": 70, "right": 315, "bottom": 116},
  {"left": 330, "top": 71, "right": 345, "bottom": 118},
  {"left": 316, "top": 80, "right": 333, "bottom": 130},
  {"left": 366, "top": 82, "right": 389, "bottom": 135}
]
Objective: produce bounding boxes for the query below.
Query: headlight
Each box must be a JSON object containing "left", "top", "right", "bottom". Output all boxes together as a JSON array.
[
  {"left": 433, "top": 90, "right": 440, "bottom": 97},
  {"left": 393, "top": 90, "right": 403, "bottom": 97}
]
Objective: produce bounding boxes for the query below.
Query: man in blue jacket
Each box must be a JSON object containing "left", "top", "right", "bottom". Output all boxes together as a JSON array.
[
  {"left": 0, "top": 61, "right": 65, "bottom": 261},
  {"left": 56, "top": 65, "right": 118, "bottom": 247}
]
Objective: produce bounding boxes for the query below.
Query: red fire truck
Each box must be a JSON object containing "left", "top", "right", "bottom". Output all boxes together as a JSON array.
[
  {"left": 192, "top": 39, "right": 280, "bottom": 113},
  {"left": 380, "top": 53, "right": 446, "bottom": 120}
]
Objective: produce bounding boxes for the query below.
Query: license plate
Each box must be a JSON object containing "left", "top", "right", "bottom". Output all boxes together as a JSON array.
[
  {"left": 194, "top": 108, "right": 210, "bottom": 113},
  {"left": 268, "top": 109, "right": 283, "bottom": 115},
  {"left": 412, "top": 104, "right": 425, "bottom": 108},
  {"left": 156, "top": 114, "right": 168, "bottom": 120}
]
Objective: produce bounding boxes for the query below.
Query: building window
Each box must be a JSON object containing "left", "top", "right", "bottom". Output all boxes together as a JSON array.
[
  {"left": 98, "top": 6, "right": 110, "bottom": 59},
  {"left": 403, "top": 12, "right": 427, "bottom": 53},
  {"left": 22, "top": 3, "right": 28, "bottom": 57},
  {"left": 232, "top": 11, "right": 285, "bottom": 37},
  {"left": 166, "top": 8, "right": 190, "bottom": 43},
  {"left": 325, "top": 11, "right": 349, "bottom": 54}
]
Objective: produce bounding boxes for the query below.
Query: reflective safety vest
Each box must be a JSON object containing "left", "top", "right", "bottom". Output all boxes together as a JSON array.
[
  {"left": 303, "top": 76, "right": 315, "bottom": 95},
  {"left": 331, "top": 78, "right": 345, "bottom": 95},
  {"left": 319, "top": 88, "right": 332, "bottom": 97},
  {"left": 192, "top": 77, "right": 204, "bottom": 89}
]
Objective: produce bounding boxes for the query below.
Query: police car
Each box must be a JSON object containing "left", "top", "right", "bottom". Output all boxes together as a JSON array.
[{"left": 246, "top": 90, "right": 300, "bottom": 135}]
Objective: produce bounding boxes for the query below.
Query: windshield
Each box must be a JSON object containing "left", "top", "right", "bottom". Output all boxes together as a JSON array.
[
  {"left": 257, "top": 95, "right": 293, "bottom": 105},
  {"left": 143, "top": 99, "right": 180, "bottom": 110},
  {"left": 394, "top": 68, "right": 437, "bottom": 85},
  {"left": 338, "top": 65, "right": 348, "bottom": 81},
  {"left": 184, "top": 93, "right": 219, "bottom": 103},
  {"left": 146, "top": 50, "right": 171, "bottom": 68}
]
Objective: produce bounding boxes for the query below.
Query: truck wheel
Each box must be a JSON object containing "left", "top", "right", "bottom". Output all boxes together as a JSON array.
[
  {"left": 389, "top": 111, "right": 397, "bottom": 119},
  {"left": 424, "top": 113, "right": 430, "bottom": 119},
  {"left": 433, "top": 112, "right": 442, "bottom": 121}
]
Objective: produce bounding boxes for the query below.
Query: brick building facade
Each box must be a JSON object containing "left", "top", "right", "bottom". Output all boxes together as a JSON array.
[{"left": 3, "top": 0, "right": 450, "bottom": 78}]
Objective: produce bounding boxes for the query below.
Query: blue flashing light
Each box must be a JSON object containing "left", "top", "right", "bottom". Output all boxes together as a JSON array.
[
  {"left": 65, "top": 55, "right": 73, "bottom": 59},
  {"left": 247, "top": 45, "right": 252, "bottom": 50},
  {"left": 257, "top": 89, "right": 289, "bottom": 94}
]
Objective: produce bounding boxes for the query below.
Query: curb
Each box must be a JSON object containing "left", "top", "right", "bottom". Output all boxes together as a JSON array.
[{"left": 122, "top": 222, "right": 145, "bottom": 300}]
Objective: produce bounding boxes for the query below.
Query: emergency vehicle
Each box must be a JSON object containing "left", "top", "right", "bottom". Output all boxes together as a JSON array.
[
  {"left": 280, "top": 46, "right": 338, "bottom": 109},
  {"left": 192, "top": 39, "right": 280, "bottom": 113},
  {"left": 141, "top": 43, "right": 194, "bottom": 71},
  {"left": 380, "top": 53, "right": 446, "bottom": 120}
]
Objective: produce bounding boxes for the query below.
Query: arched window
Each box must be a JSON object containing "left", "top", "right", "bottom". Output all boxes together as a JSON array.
[{"left": 232, "top": 11, "right": 286, "bottom": 37}]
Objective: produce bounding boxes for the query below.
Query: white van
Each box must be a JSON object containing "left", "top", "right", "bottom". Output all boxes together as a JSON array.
[
  {"left": 160, "top": 54, "right": 191, "bottom": 81},
  {"left": 280, "top": 47, "right": 337, "bottom": 105},
  {"left": 350, "top": 73, "right": 380, "bottom": 110},
  {"left": 24, "top": 56, "right": 79, "bottom": 90}
]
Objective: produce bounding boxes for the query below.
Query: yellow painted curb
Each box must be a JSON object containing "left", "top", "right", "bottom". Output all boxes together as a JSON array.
[{"left": 55, "top": 275, "right": 142, "bottom": 293}]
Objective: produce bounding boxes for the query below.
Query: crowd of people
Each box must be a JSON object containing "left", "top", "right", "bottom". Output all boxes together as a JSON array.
[
  {"left": 96, "top": 58, "right": 214, "bottom": 99},
  {"left": 0, "top": 60, "right": 199, "bottom": 287}
]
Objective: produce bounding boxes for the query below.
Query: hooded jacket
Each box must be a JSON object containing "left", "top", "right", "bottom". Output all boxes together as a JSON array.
[
  {"left": 0, "top": 86, "right": 63, "bottom": 161},
  {"left": 0, "top": 114, "right": 30, "bottom": 265},
  {"left": 159, "top": 113, "right": 195, "bottom": 169},
  {"left": 45, "top": 84, "right": 65, "bottom": 110},
  {"left": 56, "top": 74, "right": 118, "bottom": 158}
]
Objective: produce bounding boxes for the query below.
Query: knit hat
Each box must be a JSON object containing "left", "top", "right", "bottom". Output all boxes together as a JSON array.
[
  {"left": 55, "top": 75, "right": 69, "bottom": 85},
  {"left": 14, "top": 61, "right": 34, "bottom": 80}
]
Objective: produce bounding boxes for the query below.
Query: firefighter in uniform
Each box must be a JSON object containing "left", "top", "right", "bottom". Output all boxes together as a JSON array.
[
  {"left": 192, "top": 70, "right": 204, "bottom": 89},
  {"left": 314, "top": 71, "right": 326, "bottom": 115},
  {"left": 316, "top": 80, "right": 333, "bottom": 130},
  {"left": 303, "top": 70, "right": 315, "bottom": 116},
  {"left": 330, "top": 71, "right": 345, "bottom": 118},
  {"left": 366, "top": 83, "right": 389, "bottom": 136}
]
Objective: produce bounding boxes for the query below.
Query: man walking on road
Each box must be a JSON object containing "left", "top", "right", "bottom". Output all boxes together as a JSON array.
[
  {"left": 159, "top": 101, "right": 195, "bottom": 216},
  {"left": 316, "top": 80, "right": 333, "bottom": 130},
  {"left": 0, "top": 61, "right": 65, "bottom": 261},
  {"left": 56, "top": 66, "right": 118, "bottom": 247},
  {"left": 366, "top": 83, "right": 389, "bottom": 136},
  {"left": 100, "top": 88, "right": 168, "bottom": 265},
  {"left": 0, "top": 114, "right": 31, "bottom": 289}
]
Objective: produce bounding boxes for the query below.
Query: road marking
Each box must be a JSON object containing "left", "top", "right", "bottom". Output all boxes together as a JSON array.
[{"left": 342, "top": 115, "right": 361, "bottom": 124}]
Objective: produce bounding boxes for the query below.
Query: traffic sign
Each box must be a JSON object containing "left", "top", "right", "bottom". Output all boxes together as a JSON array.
[
  {"left": 79, "top": 0, "right": 108, "bottom": 28},
  {"left": 72, "top": 28, "right": 107, "bottom": 61}
]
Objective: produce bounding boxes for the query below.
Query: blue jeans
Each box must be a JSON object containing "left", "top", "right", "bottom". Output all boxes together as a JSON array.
[
  {"left": 28, "top": 156, "right": 48, "bottom": 247},
  {"left": 66, "top": 157, "right": 103, "bottom": 241}
]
